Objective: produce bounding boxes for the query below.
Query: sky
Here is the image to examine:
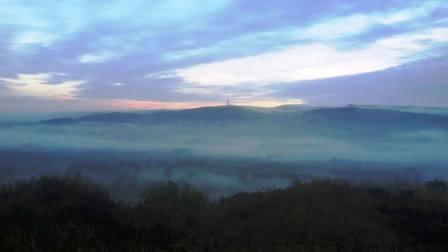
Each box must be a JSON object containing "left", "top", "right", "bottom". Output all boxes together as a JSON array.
[{"left": 0, "top": 0, "right": 448, "bottom": 111}]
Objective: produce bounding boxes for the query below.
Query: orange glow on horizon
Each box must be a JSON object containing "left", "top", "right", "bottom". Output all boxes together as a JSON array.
[
  {"left": 105, "top": 98, "right": 305, "bottom": 110},
  {"left": 236, "top": 99, "right": 305, "bottom": 108},
  {"left": 106, "top": 99, "right": 223, "bottom": 110}
]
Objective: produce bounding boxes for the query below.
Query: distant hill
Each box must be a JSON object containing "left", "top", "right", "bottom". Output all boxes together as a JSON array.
[
  {"left": 38, "top": 105, "right": 448, "bottom": 134},
  {"left": 40, "top": 105, "right": 267, "bottom": 125},
  {"left": 298, "top": 106, "right": 448, "bottom": 133}
]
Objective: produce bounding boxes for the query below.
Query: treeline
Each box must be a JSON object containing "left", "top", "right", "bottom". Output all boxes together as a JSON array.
[{"left": 1, "top": 176, "right": 447, "bottom": 251}]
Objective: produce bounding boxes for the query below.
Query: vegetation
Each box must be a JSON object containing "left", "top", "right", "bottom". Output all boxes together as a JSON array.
[{"left": 1, "top": 175, "right": 448, "bottom": 251}]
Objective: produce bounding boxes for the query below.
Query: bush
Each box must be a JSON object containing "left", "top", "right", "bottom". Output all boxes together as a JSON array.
[
  {"left": 1, "top": 176, "right": 448, "bottom": 251},
  {"left": 425, "top": 180, "right": 448, "bottom": 194}
]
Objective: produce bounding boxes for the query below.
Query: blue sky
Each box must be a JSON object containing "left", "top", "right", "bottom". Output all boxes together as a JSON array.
[{"left": 0, "top": 0, "right": 447, "bottom": 111}]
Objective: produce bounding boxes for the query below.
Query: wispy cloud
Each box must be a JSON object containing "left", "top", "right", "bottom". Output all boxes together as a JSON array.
[
  {"left": 299, "top": 1, "right": 443, "bottom": 40},
  {"left": 164, "top": 0, "right": 446, "bottom": 63},
  {"left": 1, "top": 0, "right": 447, "bottom": 109},
  {"left": 13, "top": 31, "right": 58, "bottom": 48},
  {"left": 0, "top": 73, "right": 85, "bottom": 99},
  {"left": 101, "top": 98, "right": 304, "bottom": 109},
  {"left": 235, "top": 98, "right": 305, "bottom": 107},
  {"left": 166, "top": 26, "right": 448, "bottom": 87},
  {"left": 78, "top": 51, "right": 121, "bottom": 64},
  {"left": 103, "top": 99, "right": 222, "bottom": 110}
]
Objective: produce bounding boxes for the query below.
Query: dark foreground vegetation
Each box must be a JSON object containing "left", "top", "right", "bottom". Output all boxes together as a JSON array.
[{"left": 1, "top": 176, "right": 448, "bottom": 251}]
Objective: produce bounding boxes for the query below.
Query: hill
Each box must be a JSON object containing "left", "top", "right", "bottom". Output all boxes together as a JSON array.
[{"left": 39, "top": 105, "right": 448, "bottom": 133}]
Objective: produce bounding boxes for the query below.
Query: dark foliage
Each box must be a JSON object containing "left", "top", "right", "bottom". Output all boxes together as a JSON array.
[{"left": 1, "top": 176, "right": 447, "bottom": 251}]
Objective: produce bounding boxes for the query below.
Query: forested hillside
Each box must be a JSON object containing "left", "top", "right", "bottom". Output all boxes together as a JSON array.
[{"left": 1, "top": 175, "right": 447, "bottom": 251}]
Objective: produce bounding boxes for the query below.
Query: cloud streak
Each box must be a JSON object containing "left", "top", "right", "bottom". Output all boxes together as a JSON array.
[
  {"left": 299, "top": 0, "right": 443, "bottom": 40},
  {"left": 78, "top": 51, "right": 121, "bottom": 64},
  {"left": 0, "top": 73, "right": 85, "bottom": 99},
  {"left": 168, "top": 26, "right": 448, "bottom": 87}
]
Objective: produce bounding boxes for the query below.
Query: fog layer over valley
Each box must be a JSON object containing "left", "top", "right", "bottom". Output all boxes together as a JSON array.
[{"left": 1, "top": 105, "right": 447, "bottom": 198}]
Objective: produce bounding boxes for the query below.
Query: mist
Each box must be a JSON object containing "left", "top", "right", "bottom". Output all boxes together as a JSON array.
[{"left": 1, "top": 105, "right": 447, "bottom": 199}]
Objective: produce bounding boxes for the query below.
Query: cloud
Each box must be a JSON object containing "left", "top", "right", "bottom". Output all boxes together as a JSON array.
[
  {"left": 163, "top": 27, "right": 299, "bottom": 62},
  {"left": 299, "top": 0, "right": 444, "bottom": 40},
  {"left": 1, "top": 0, "right": 447, "bottom": 109},
  {"left": 166, "top": 26, "right": 448, "bottom": 87},
  {"left": 164, "top": 0, "right": 446, "bottom": 63},
  {"left": 371, "top": 27, "right": 448, "bottom": 54},
  {"left": 0, "top": 2, "right": 86, "bottom": 51},
  {"left": 175, "top": 86, "right": 218, "bottom": 95},
  {"left": 299, "top": 14, "right": 373, "bottom": 40},
  {"left": 276, "top": 56, "right": 448, "bottom": 107},
  {"left": 0, "top": 73, "right": 85, "bottom": 99},
  {"left": 13, "top": 31, "right": 58, "bottom": 48},
  {"left": 171, "top": 43, "right": 393, "bottom": 86},
  {"left": 78, "top": 51, "right": 121, "bottom": 64},
  {"left": 174, "top": 83, "right": 275, "bottom": 101},
  {"left": 379, "top": 0, "right": 443, "bottom": 25},
  {"left": 0, "top": 96, "right": 224, "bottom": 112},
  {"left": 103, "top": 99, "right": 222, "bottom": 110},
  {"left": 41, "top": 98, "right": 303, "bottom": 111},
  {"left": 1, "top": 0, "right": 231, "bottom": 56},
  {"left": 235, "top": 98, "right": 305, "bottom": 107}
]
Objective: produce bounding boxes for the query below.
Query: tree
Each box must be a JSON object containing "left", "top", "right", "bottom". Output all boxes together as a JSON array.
[{"left": 425, "top": 180, "right": 448, "bottom": 194}]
